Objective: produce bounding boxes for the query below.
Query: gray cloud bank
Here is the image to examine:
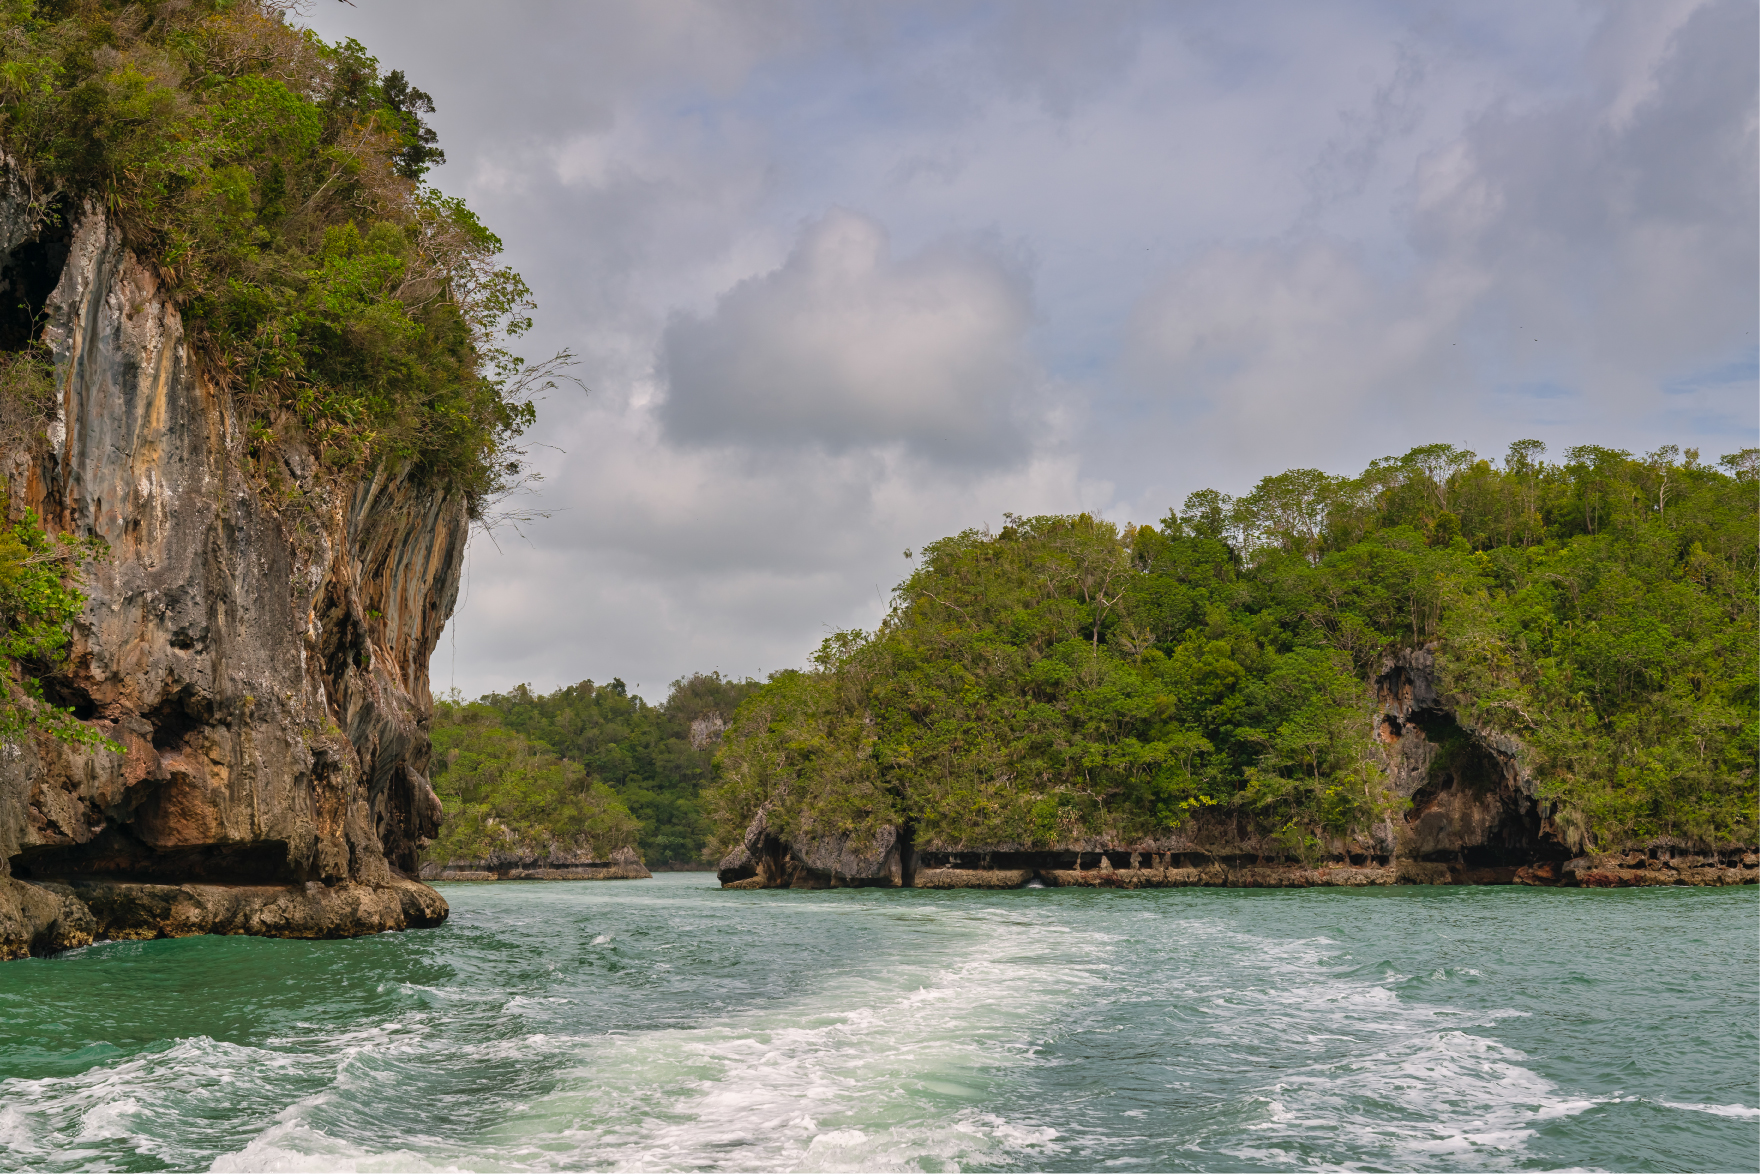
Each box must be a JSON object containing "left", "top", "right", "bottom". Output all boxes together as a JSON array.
[
  {"left": 661, "top": 210, "right": 1038, "bottom": 463},
  {"left": 305, "top": 0, "right": 1756, "bottom": 701}
]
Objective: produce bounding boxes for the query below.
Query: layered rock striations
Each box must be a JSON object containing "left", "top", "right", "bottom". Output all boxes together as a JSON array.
[
  {"left": 0, "top": 192, "right": 461, "bottom": 957},
  {"left": 719, "top": 651, "right": 1757, "bottom": 892}
]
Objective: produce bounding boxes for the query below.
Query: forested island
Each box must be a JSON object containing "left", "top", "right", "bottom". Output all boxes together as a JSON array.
[
  {"left": 708, "top": 441, "right": 1757, "bottom": 889},
  {"left": 433, "top": 441, "right": 1756, "bottom": 892},
  {"left": 419, "top": 674, "right": 756, "bottom": 879}
]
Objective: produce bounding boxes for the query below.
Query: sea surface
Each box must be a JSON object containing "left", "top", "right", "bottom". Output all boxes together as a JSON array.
[{"left": 0, "top": 874, "right": 1754, "bottom": 1172}]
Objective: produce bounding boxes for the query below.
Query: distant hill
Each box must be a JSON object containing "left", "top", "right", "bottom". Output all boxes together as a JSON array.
[{"left": 428, "top": 673, "right": 761, "bottom": 869}]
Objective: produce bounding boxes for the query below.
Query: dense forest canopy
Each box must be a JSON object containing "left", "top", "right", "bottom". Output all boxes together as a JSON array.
[
  {"left": 429, "top": 673, "right": 760, "bottom": 867},
  {"left": 709, "top": 441, "right": 1758, "bottom": 861},
  {"left": 0, "top": 0, "right": 549, "bottom": 507}
]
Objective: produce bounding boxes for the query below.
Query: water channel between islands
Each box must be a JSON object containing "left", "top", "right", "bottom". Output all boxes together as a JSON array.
[{"left": 0, "top": 873, "right": 1754, "bottom": 1172}]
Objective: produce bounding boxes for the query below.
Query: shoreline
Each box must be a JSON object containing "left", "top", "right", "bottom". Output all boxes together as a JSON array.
[{"left": 721, "top": 849, "right": 1759, "bottom": 890}]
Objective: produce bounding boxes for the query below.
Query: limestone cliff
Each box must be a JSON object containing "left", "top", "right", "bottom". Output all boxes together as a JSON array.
[
  {"left": 718, "top": 651, "right": 1758, "bottom": 891},
  {"left": 0, "top": 192, "right": 461, "bottom": 956}
]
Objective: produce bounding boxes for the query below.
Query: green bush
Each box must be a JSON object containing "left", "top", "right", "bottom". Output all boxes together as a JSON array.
[{"left": 0, "top": 412, "right": 117, "bottom": 750}]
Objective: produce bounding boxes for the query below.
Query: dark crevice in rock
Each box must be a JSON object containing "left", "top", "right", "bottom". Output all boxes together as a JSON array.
[
  {"left": 0, "top": 206, "right": 70, "bottom": 352},
  {"left": 9, "top": 827, "right": 295, "bottom": 885},
  {"left": 34, "top": 673, "right": 97, "bottom": 721},
  {"left": 143, "top": 687, "right": 207, "bottom": 751},
  {"left": 316, "top": 580, "right": 370, "bottom": 705}
]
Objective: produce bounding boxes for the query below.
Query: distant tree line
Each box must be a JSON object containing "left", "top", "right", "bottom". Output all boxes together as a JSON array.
[{"left": 428, "top": 673, "right": 760, "bottom": 866}]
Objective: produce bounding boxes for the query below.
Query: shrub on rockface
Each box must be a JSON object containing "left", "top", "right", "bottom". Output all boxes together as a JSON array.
[{"left": 0, "top": 336, "right": 114, "bottom": 749}]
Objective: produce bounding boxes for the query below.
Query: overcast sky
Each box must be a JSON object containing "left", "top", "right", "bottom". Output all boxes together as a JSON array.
[{"left": 304, "top": 0, "right": 1758, "bottom": 704}]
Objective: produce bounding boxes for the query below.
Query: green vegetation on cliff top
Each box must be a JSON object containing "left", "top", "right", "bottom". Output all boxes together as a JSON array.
[
  {"left": 710, "top": 442, "right": 1759, "bottom": 860},
  {"left": 428, "top": 674, "right": 760, "bottom": 867},
  {"left": 0, "top": 0, "right": 548, "bottom": 508}
]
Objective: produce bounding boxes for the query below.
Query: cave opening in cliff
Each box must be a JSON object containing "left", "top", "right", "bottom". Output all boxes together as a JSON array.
[
  {"left": 1404, "top": 705, "right": 1569, "bottom": 867},
  {"left": 34, "top": 672, "right": 97, "bottom": 721},
  {"left": 0, "top": 210, "right": 72, "bottom": 353},
  {"left": 1407, "top": 707, "right": 1503, "bottom": 792},
  {"left": 142, "top": 687, "right": 206, "bottom": 752}
]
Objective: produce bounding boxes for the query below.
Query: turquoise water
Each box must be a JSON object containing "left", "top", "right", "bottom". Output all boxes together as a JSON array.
[{"left": 0, "top": 875, "right": 1754, "bottom": 1172}]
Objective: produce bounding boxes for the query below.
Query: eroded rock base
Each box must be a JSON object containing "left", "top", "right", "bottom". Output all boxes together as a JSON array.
[
  {"left": 720, "top": 849, "right": 1758, "bottom": 891},
  {"left": 0, "top": 875, "right": 448, "bottom": 959},
  {"left": 419, "top": 846, "right": 651, "bottom": 882},
  {"left": 1039, "top": 855, "right": 1755, "bottom": 888},
  {"left": 915, "top": 867, "right": 1034, "bottom": 889},
  {"left": 421, "top": 863, "right": 652, "bottom": 881}
]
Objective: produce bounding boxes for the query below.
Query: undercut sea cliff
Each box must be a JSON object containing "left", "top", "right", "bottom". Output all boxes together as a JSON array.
[
  {"left": 0, "top": 183, "right": 456, "bottom": 957},
  {"left": 0, "top": 0, "right": 659, "bottom": 956}
]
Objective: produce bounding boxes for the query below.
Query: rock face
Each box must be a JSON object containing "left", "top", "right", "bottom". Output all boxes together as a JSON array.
[
  {"left": 716, "top": 808, "right": 904, "bottom": 890},
  {"left": 719, "top": 650, "right": 1757, "bottom": 891},
  {"left": 1371, "top": 648, "right": 1560, "bottom": 864},
  {"left": 0, "top": 193, "right": 461, "bottom": 956}
]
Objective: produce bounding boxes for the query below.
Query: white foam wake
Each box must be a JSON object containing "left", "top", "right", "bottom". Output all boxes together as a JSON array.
[
  {"left": 444, "top": 898, "right": 1092, "bottom": 1172},
  {"left": 1083, "top": 917, "right": 1582, "bottom": 1171},
  {"left": 1656, "top": 1100, "right": 1760, "bottom": 1119}
]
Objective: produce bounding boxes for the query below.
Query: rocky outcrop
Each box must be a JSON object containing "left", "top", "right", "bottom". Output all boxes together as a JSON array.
[
  {"left": 719, "top": 649, "right": 1757, "bottom": 891},
  {"left": 0, "top": 875, "right": 448, "bottom": 960},
  {"left": 915, "top": 867, "right": 1033, "bottom": 889},
  {"left": 0, "top": 188, "right": 461, "bottom": 955},
  {"left": 1371, "top": 648, "right": 1562, "bottom": 864},
  {"left": 717, "top": 808, "right": 904, "bottom": 889},
  {"left": 420, "top": 844, "right": 650, "bottom": 882}
]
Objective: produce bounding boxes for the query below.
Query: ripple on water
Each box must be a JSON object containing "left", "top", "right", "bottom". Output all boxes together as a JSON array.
[
  {"left": 0, "top": 878, "right": 1752, "bottom": 1173},
  {"left": 468, "top": 903, "right": 1090, "bottom": 1172}
]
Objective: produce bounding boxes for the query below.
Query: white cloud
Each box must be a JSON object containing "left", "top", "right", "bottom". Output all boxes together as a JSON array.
[
  {"left": 1119, "top": 0, "right": 1757, "bottom": 488},
  {"left": 659, "top": 209, "right": 1040, "bottom": 463},
  {"left": 1123, "top": 239, "right": 1481, "bottom": 476},
  {"left": 447, "top": 400, "right": 1098, "bottom": 697}
]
